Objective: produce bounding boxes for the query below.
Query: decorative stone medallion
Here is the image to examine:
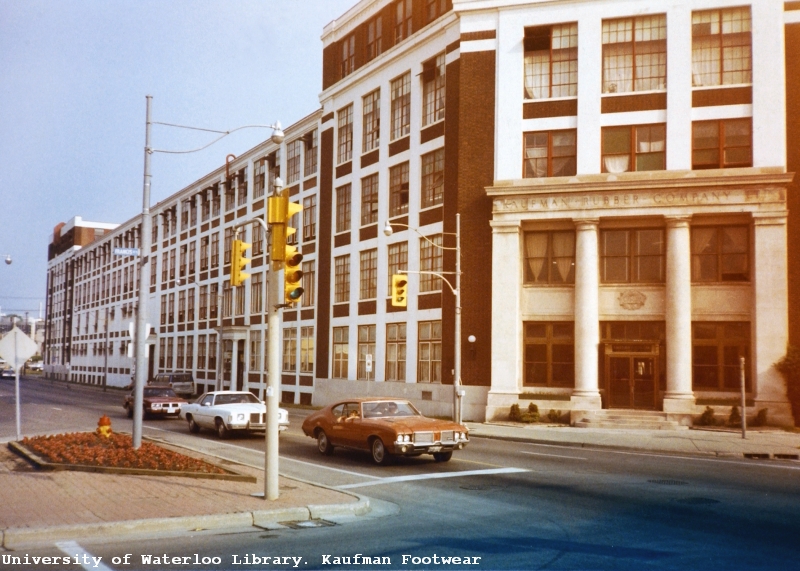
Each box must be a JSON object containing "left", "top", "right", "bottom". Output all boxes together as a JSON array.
[{"left": 618, "top": 290, "right": 646, "bottom": 310}]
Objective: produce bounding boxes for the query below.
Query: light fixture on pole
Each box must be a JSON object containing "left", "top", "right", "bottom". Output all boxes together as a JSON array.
[
  {"left": 4, "top": 255, "right": 11, "bottom": 265},
  {"left": 131, "top": 94, "right": 284, "bottom": 449},
  {"left": 383, "top": 214, "right": 464, "bottom": 423}
]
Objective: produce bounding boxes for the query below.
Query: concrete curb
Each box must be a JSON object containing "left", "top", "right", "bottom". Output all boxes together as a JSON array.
[{"left": 1, "top": 497, "right": 372, "bottom": 549}]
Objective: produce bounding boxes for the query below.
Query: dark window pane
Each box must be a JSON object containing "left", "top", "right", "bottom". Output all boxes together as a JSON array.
[
  {"left": 693, "top": 324, "right": 717, "bottom": 339},
  {"left": 603, "top": 127, "right": 630, "bottom": 154},
  {"left": 525, "top": 343, "right": 547, "bottom": 362},
  {"left": 552, "top": 323, "right": 574, "bottom": 338},
  {"left": 526, "top": 323, "right": 547, "bottom": 338}
]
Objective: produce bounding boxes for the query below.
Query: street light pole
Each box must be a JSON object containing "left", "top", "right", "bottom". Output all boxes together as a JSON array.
[{"left": 132, "top": 95, "right": 153, "bottom": 449}]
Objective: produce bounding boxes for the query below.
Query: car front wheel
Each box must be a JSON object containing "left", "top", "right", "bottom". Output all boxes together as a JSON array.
[
  {"left": 316, "top": 430, "right": 334, "bottom": 455},
  {"left": 433, "top": 451, "right": 453, "bottom": 462},
  {"left": 371, "top": 438, "right": 391, "bottom": 465},
  {"left": 188, "top": 417, "right": 200, "bottom": 434},
  {"left": 215, "top": 419, "right": 229, "bottom": 439}
]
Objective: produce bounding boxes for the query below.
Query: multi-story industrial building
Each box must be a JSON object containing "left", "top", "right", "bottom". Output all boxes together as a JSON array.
[{"left": 44, "top": 0, "right": 799, "bottom": 426}]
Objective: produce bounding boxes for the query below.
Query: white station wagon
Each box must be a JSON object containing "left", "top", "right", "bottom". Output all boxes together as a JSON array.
[{"left": 180, "top": 390, "right": 289, "bottom": 438}]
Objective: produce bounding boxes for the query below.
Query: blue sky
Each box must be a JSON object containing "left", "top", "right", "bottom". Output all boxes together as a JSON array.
[{"left": 0, "top": 0, "right": 354, "bottom": 319}]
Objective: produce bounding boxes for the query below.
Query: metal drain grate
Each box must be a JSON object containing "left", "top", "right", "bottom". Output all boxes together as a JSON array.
[
  {"left": 280, "top": 519, "right": 336, "bottom": 530},
  {"left": 648, "top": 479, "right": 689, "bottom": 485}
]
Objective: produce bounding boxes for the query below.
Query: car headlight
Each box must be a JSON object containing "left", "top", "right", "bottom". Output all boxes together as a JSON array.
[
  {"left": 398, "top": 434, "right": 410, "bottom": 443},
  {"left": 151, "top": 403, "right": 162, "bottom": 409}
]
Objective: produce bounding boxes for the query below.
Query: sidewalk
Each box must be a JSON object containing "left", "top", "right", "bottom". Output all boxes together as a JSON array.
[{"left": 2, "top": 420, "right": 799, "bottom": 550}]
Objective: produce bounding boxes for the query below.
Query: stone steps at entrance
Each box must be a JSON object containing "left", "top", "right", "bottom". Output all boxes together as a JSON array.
[{"left": 573, "top": 409, "right": 689, "bottom": 430}]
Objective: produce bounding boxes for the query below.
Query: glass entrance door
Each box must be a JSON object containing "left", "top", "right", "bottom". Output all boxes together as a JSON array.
[{"left": 607, "top": 355, "right": 656, "bottom": 409}]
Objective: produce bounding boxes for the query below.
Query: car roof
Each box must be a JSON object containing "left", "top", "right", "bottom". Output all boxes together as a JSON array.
[{"left": 332, "top": 397, "right": 411, "bottom": 404}]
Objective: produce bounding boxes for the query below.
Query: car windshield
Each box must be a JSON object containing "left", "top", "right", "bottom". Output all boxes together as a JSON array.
[
  {"left": 362, "top": 400, "right": 420, "bottom": 418},
  {"left": 144, "top": 388, "right": 178, "bottom": 398},
  {"left": 214, "top": 393, "right": 260, "bottom": 405}
]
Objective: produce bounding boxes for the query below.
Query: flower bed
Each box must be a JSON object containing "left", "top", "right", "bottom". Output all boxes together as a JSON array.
[{"left": 21, "top": 432, "right": 226, "bottom": 474}]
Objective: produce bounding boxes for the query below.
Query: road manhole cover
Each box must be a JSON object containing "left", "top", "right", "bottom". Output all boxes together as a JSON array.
[
  {"left": 675, "top": 497, "right": 720, "bottom": 505},
  {"left": 280, "top": 520, "right": 336, "bottom": 530},
  {"left": 648, "top": 479, "right": 689, "bottom": 485}
]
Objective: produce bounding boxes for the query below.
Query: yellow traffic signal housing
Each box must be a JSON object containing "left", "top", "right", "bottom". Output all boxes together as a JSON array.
[
  {"left": 391, "top": 274, "right": 408, "bottom": 307},
  {"left": 268, "top": 189, "right": 303, "bottom": 269},
  {"left": 284, "top": 245, "right": 304, "bottom": 303},
  {"left": 230, "top": 239, "right": 252, "bottom": 286}
]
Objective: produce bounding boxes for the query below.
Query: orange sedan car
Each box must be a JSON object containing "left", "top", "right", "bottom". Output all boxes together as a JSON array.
[{"left": 301, "top": 398, "right": 469, "bottom": 465}]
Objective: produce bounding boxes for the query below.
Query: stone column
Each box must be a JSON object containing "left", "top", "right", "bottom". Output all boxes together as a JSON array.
[
  {"left": 663, "top": 216, "right": 694, "bottom": 417},
  {"left": 487, "top": 219, "right": 523, "bottom": 421},
  {"left": 571, "top": 219, "right": 602, "bottom": 414},
  {"left": 752, "top": 212, "right": 792, "bottom": 425}
]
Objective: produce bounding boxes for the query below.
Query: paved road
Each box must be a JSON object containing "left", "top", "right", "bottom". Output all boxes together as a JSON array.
[{"left": 3, "top": 377, "right": 800, "bottom": 570}]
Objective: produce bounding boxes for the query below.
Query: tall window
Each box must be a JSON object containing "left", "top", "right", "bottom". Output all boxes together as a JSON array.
[
  {"left": 389, "top": 162, "right": 409, "bottom": 217},
  {"left": 169, "top": 249, "right": 176, "bottom": 280},
  {"left": 360, "top": 249, "right": 378, "bottom": 300},
  {"left": 422, "top": 53, "right": 445, "bottom": 126},
  {"left": 334, "top": 255, "right": 351, "bottom": 304},
  {"left": 691, "top": 225, "right": 749, "bottom": 282},
  {"left": 692, "top": 119, "right": 752, "bottom": 170},
  {"left": 300, "top": 326, "right": 314, "bottom": 374},
  {"left": 222, "top": 285, "right": 232, "bottom": 318},
  {"left": 523, "top": 130, "right": 577, "bottom": 178},
  {"left": 418, "top": 321, "right": 442, "bottom": 383},
  {"left": 421, "top": 148, "right": 444, "bottom": 208},
  {"left": 336, "top": 184, "right": 352, "bottom": 233},
  {"left": 201, "top": 193, "right": 210, "bottom": 221},
  {"left": 602, "top": 15, "right": 666, "bottom": 93},
  {"left": 181, "top": 201, "right": 189, "bottom": 228},
  {"left": 250, "top": 273, "right": 263, "bottom": 314},
  {"left": 287, "top": 139, "right": 302, "bottom": 184},
  {"left": 302, "top": 260, "right": 315, "bottom": 307},
  {"left": 268, "top": 150, "right": 281, "bottom": 187},
  {"left": 425, "top": 0, "right": 446, "bottom": 23},
  {"left": 186, "top": 337, "right": 194, "bottom": 370},
  {"left": 395, "top": 0, "right": 413, "bottom": 42},
  {"left": 211, "top": 185, "right": 221, "bottom": 217},
  {"left": 332, "top": 326, "right": 349, "bottom": 378},
  {"left": 187, "top": 288, "right": 195, "bottom": 322},
  {"left": 209, "top": 283, "right": 219, "bottom": 320},
  {"left": 367, "top": 16, "right": 382, "bottom": 61},
  {"left": 524, "top": 231, "right": 575, "bottom": 284},
  {"left": 283, "top": 327, "right": 297, "bottom": 372},
  {"left": 303, "top": 195, "right": 317, "bottom": 241},
  {"left": 387, "top": 242, "right": 408, "bottom": 296},
  {"left": 600, "top": 229, "right": 664, "bottom": 283},
  {"left": 390, "top": 73, "right": 411, "bottom": 140},
  {"left": 208, "top": 334, "right": 217, "bottom": 370},
  {"left": 361, "top": 174, "right": 379, "bottom": 226},
  {"left": 199, "top": 285, "right": 208, "bottom": 320},
  {"left": 198, "top": 335, "right": 207, "bottom": 369},
  {"left": 419, "top": 234, "right": 443, "bottom": 292},
  {"left": 524, "top": 23, "right": 578, "bottom": 99},
  {"left": 234, "top": 284, "right": 245, "bottom": 316},
  {"left": 386, "top": 323, "right": 406, "bottom": 381},
  {"left": 692, "top": 7, "right": 751, "bottom": 87},
  {"left": 252, "top": 223, "right": 264, "bottom": 256},
  {"left": 210, "top": 232, "right": 219, "bottom": 269},
  {"left": 253, "top": 157, "right": 267, "bottom": 199},
  {"left": 188, "top": 242, "right": 196, "bottom": 275},
  {"left": 341, "top": 33, "right": 355, "bottom": 78},
  {"left": 363, "top": 89, "right": 381, "bottom": 153},
  {"left": 602, "top": 124, "right": 665, "bottom": 173},
  {"left": 524, "top": 322, "right": 574, "bottom": 387},
  {"left": 250, "top": 331, "right": 262, "bottom": 371},
  {"left": 200, "top": 237, "right": 209, "bottom": 271},
  {"left": 225, "top": 177, "right": 235, "bottom": 211},
  {"left": 224, "top": 227, "right": 233, "bottom": 265},
  {"left": 236, "top": 169, "right": 247, "bottom": 206},
  {"left": 177, "top": 337, "right": 185, "bottom": 369},
  {"left": 337, "top": 104, "right": 353, "bottom": 164},
  {"left": 357, "top": 325, "right": 376, "bottom": 380},
  {"left": 304, "top": 130, "right": 318, "bottom": 176},
  {"left": 179, "top": 245, "right": 187, "bottom": 278},
  {"left": 692, "top": 322, "right": 750, "bottom": 390}
]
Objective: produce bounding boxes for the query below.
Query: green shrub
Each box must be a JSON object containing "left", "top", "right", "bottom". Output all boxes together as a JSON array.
[
  {"left": 547, "top": 409, "right": 562, "bottom": 423},
  {"left": 697, "top": 406, "right": 716, "bottom": 426},
  {"left": 752, "top": 408, "right": 768, "bottom": 427},
  {"left": 728, "top": 405, "right": 742, "bottom": 426},
  {"left": 509, "top": 403, "right": 538, "bottom": 423}
]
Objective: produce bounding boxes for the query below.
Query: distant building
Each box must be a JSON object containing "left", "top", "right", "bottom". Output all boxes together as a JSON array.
[{"left": 43, "top": 0, "right": 798, "bottom": 426}]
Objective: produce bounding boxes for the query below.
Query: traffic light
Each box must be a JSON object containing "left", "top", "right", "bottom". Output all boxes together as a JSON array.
[
  {"left": 391, "top": 274, "right": 408, "bottom": 307},
  {"left": 230, "top": 239, "right": 252, "bottom": 286},
  {"left": 268, "top": 188, "right": 303, "bottom": 270},
  {"left": 283, "top": 245, "right": 304, "bottom": 303}
]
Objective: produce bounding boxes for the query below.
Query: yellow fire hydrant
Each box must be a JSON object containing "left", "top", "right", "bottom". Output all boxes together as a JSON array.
[{"left": 96, "top": 415, "right": 112, "bottom": 438}]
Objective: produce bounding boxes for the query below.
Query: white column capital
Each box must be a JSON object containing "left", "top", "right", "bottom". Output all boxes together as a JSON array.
[
  {"left": 489, "top": 219, "right": 521, "bottom": 234},
  {"left": 574, "top": 218, "right": 599, "bottom": 231},
  {"left": 752, "top": 212, "right": 788, "bottom": 226},
  {"left": 664, "top": 215, "right": 691, "bottom": 229}
]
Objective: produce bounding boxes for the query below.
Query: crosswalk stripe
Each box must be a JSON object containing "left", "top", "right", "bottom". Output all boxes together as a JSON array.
[{"left": 55, "top": 541, "right": 115, "bottom": 571}]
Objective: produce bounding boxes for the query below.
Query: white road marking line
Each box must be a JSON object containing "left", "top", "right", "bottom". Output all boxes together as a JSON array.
[
  {"left": 55, "top": 541, "right": 114, "bottom": 571},
  {"left": 281, "top": 456, "right": 383, "bottom": 479},
  {"left": 336, "top": 467, "right": 528, "bottom": 489},
  {"left": 52, "top": 407, "right": 63, "bottom": 410},
  {"left": 521, "top": 451, "right": 587, "bottom": 460}
]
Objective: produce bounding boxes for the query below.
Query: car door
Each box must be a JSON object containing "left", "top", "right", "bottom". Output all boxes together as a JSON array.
[{"left": 194, "top": 393, "right": 216, "bottom": 428}]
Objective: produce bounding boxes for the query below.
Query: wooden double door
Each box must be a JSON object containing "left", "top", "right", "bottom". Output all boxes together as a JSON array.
[{"left": 605, "top": 345, "right": 660, "bottom": 409}]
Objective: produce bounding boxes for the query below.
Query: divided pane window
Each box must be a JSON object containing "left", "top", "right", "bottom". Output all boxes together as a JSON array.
[
  {"left": 422, "top": 53, "right": 445, "bottom": 126},
  {"left": 692, "top": 7, "right": 751, "bottom": 87},
  {"left": 287, "top": 139, "right": 302, "bottom": 184},
  {"left": 334, "top": 255, "right": 351, "bottom": 304},
  {"left": 303, "top": 195, "right": 317, "bottom": 241},
  {"left": 367, "top": 16, "right": 382, "bottom": 61},
  {"left": 602, "top": 124, "right": 665, "bottom": 173},
  {"left": 283, "top": 327, "right": 297, "bottom": 372},
  {"left": 336, "top": 184, "right": 352, "bottom": 233},
  {"left": 425, "top": 0, "right": 447, "bottom": 24},
  {"left": 361, "top": 174, "right": 379, "bottom": 226},
  {"left": 419, "top": 234, "right": 443, "bottom": 292},
  {"left": 692, "top": 119, "right": 752, "bottom": 170},
  {"left": 418, "top": 321, "right": 442, "bottom": 383},
  {"left": 341, "top": 34, "right": 355, "bottom": 78},
  {"left": 389, "top": 162, "right": 409, "bottom": 218},
  {"left": 601, "top": 229, "right": 664, "bottom": 283},
  {"left": 524, "top": 23, "right": 578, "bottom": 99},
  {"left": 421, "top": 148, "right": 444, "bottom": 208},
  {"left": 602, "top": 15, "right": 666, "bottom": 93},
  {"left": 692, "top": 322, "right": 750, "bottom": 390},
  {"left": 332, "top": 326, "right": 349, "bottom": 378},
  {"left": 300, "top": 326, "right": 314, "bottom": 374},
  {"left": 360, "top": 249, "right": 378, "bottom": 300},
  {"left": 691, "top": 225, "right": 749, "bottom": 282},
  {"left": 391, "top": 73, "right": 411, "bottom": 140},
  {"left": 387, "top": 242, "right": 408, "bottom": 296},
  {"left": 363, "top": 89, "right": 381, "bottom": 153},
  {"left": 357, "top": 325, "right": 377, "bottom": 380},
  {"left": 524, "top": 322, "right": 574, "bottom": 387},
  {"left": 386, "top": 323, "right": 407, "bottom": 381},
  {"left": 254, "top": 158, "right": 266, "bottom": 199},
  {"left": 395, "top": 0, "right": 413, "bottom": 43},
  {"left": 337, "top": 105, "right": 353, "bottom": 164},
  {"left": 303, "top": 130, "right": 318, "bottom": 176},
  {"left": 524, "top": 231, "right": 575, "bottom": 284},
  {"left": 302, "top": 260, "right": 315, "bottom": 307},
  {"left": 523, "top": 130, "right": 576, "bottom": 178}
]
